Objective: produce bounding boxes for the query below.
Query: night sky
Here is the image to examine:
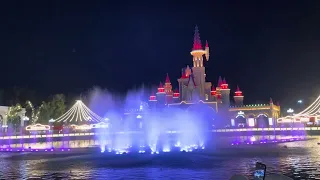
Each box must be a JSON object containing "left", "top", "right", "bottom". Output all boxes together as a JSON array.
[{"left": 1, "top": 0, "right": 320, "bottom": 108}]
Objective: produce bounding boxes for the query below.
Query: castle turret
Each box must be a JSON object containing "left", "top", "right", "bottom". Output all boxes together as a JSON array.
[
  {"left": 205, "top": 40, "right": 209, "bottom": 61},
  {"left": 149, "top": 91, "right": 157, "bottom": 108},
  {"left": 220, "top": 77, "right": 230, "bottom": 107},
  {"left": 234, "top": 85, "right": 244, "bottom": 106},
  {"left": 210, "top": 85, "right": 217, "bottom": 101},
  {"left": 190, "top": 25, "right": 207, "bottom": 100},
  {"left": 164, "top": 73, "right": 173, "bottom": 104},
  {"left": 156, "top": 82, "right": 166, "bottom": 105},
  {"left": 216, "top": 76, "right": 222, "bottom": 103},
  {"left": 173, "top": 89, "right": 180, "bottom": 103}
]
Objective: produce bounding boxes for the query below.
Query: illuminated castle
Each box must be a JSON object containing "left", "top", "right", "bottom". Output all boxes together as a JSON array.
[{"left": 148, "top": 26, "right": 280, "bottom": 128}]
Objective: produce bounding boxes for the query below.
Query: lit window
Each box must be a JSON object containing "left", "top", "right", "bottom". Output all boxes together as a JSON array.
[
  {"left": 231, "top": 119, "right": 235, "bottom": 126},
  {"left": 248, "top": 118, "right": 255, "bottom": 127},
  {"left": 205, "top": 94, "right": 209, "bottom": 100}
]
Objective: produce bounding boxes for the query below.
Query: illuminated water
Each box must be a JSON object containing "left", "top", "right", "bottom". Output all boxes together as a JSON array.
[{"left": 0, "top": 136, "right": 319, "bottom": 179}]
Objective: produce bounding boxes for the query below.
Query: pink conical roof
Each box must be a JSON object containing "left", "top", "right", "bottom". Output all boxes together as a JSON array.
[
  {"left": 236, "top": 85, "right": 240, "bottom": 92},
  {"left": 192, "top": 25, "right": 203, "bottom": 50},
  {"left": 222, "top": 77, "right": 227, "bottom": 84},
  {"left": 159, "top": 82, "right": 163, "bottom": 88},
  {"left": 165, "top": 73, "right": 170, "bottom": 83},
  {"left": 205, "top": 40, "right": 209, "bottom": 47},
  {"left": 211, "top": 85, "right": 216, "bottom": 91}
]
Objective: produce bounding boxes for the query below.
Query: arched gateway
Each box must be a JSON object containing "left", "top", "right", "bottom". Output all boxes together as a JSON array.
[
  {"left": 256, "top": 114, "right": 269, "bottom": 128},
  {"left": 186, "top": 104, "right": 217, "bottom": 129}
]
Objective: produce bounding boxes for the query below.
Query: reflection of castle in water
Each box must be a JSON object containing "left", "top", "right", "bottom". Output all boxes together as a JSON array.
[{"left": 128, "top": 26, "right": 280, "bottom": 128}]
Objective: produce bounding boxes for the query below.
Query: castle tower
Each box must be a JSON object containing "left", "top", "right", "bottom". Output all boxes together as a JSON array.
[
  {"left": 164, "top": 73, "right": 173, "bottom": 104},
  {"left": 156, "top": 82, "right": 166, "bottom": 105},
  {"left": 173, "top": 89, "right": 180, "bottom": 103},
  {"left": 216, "top": 76, "right": 223, "bottom": 103},
  {"left": 190, "top": 26, "right": 209, "bottom": 100},
  {"left": 234, "top": 85, "right": 244, "bottom": 106},
  {"left": 220, "top": 77, "right": 230, "bottom": 107},
  {"left": 149, "top": 91, "right": 157, "bottom": 108},
  {"left": 210, "top": 85, "right": 217, "bottom": 101},
  {"left": 205, "top": 40, "right": 209, "bottom": 61}
]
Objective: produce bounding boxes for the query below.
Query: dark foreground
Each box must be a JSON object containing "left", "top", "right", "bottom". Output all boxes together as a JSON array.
[{"left": 0, "top": 137, "right": 319, "bottom": 180}]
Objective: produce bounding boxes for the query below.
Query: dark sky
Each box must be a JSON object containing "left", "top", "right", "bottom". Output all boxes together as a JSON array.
[{"left": 0, "top": 0, "right": 320, "bottom": 107}]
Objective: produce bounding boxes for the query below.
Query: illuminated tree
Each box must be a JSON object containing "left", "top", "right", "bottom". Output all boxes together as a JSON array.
[
  {"left": 26, "top": 94, "right": 66, "bottom": 124},
  {"left": 50, "top": 94, "right": 66, "bottom": 119},
  {"left": 26, "top": 100, "right": 43, "bottom": 124},
  {"left": 7, "top": 103, "right": 22, "bottom": 131}
]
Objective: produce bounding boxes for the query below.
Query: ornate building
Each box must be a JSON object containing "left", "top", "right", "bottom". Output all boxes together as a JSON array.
[
  {"left": 0, "top": 106, "right": 27, "bottom": 129},
  {"left": 148, "top": 26, "right": 280, "bottom": 128}
]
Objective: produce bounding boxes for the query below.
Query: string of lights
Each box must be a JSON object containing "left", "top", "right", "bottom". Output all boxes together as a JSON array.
[
  {"left": 295, "top": 95, "right": 320, "bottom": 116},
  {"left": 54, "top": 100, "right": 103, "bottom": 123},
  {"left": 278, "top": 95, "right": 320, "bottom": 123},
  {"left": 26, "top": 101, "right": 43, "bottom": 124}
]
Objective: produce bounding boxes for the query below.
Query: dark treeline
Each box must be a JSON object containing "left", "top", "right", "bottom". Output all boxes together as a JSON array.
[{"left": 0, "top": 87, "right": 81, "bottom": 108}]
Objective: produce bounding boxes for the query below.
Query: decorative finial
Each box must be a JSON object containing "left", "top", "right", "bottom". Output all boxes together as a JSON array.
[{"left": 270, "top": 98, "right": 273, "bottom": 104}]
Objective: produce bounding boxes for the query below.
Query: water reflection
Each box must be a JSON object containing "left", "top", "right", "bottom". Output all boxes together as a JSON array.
[
  {"left": 0, "top": 136, "right": 319, "bottom": 179},
  {"left": 0, "top": 135, "right": 306, "bottom": 149}
]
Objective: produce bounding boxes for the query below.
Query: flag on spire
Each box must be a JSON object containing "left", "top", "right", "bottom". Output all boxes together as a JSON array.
[{"left": 192, "top": 25, "right": 203, "bottom": 50}]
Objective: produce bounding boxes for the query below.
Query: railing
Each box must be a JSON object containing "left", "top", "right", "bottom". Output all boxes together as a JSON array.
[{"left": 0, "top": 127, "right": 318, "bottom": 140}]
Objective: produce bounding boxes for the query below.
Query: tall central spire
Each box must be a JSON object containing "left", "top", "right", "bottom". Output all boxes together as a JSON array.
[{"left": 193, "top": 25, "right": 203, "bottom": 50}]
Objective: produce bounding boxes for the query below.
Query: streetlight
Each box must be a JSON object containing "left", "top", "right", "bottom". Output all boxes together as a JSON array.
[
  {"left": 287, "top": 108, "right": 294, "bottom": 114},
  {"left": 298, "top": 100, "right": 303, "bottom": 104},
  {"left": 22, "top": 116, "right": 30, "bottom": 121},
  {"left": 287, "top": 108, "right": 295, "bottom": 127}
]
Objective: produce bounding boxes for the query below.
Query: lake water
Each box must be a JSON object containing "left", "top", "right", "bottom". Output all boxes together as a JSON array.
[{"left": 0, "top": 136, "right": 319, "bottom": 180}]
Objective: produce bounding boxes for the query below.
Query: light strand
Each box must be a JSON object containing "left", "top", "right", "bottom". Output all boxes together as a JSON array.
[{"left": 54, "top": 100, "right": 103, "bottom": 123}]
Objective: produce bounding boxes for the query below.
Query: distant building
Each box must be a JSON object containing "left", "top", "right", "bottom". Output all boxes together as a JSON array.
[
  {"left": 147, "top": 26, "right": 280, "bottom": 128},
  {"left": 0, "top": 106, "right": 27, "bottom": 128}
]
